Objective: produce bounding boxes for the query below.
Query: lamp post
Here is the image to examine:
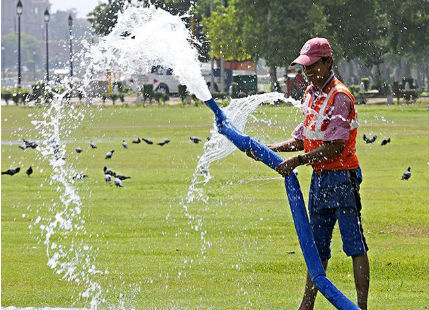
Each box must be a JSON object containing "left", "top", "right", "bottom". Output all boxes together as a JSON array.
[
  {"left": 44, "top": 8, "right": 50, "bottom": 82},
  {"left": 1, "top": 45, "right": 5, "bottom": 80},
  {"left": 68, "top": 14, "right": 73, "bottom": 77},
  {"left": 16, "top": 0, "right": 23, "bottom": 88}
]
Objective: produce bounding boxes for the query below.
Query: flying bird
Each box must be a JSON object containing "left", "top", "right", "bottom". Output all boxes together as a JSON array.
[
  {"left": 157, "top": 139, "right": 170, "bottom": 146},
  {"left": 90, "top": 142, "right": 97, "bottom": 149},
  {"left": 132, "top": 137, "right": 141, "bottom": 144},
  {"left": 105, "top": 150, "right": 115, "bottom": 159},
  {"left": 26, "top": 166, "right": 33, "bottom": 176},
  {"left": 2, "top": 167, "right": 21, "bottom": 176},
  {"left": 115, "top": 174, "right": 131, "bottom": 180},
  {"left": 103, "top": 166, "right": 115, "bottom": 176},
  {"left": 401, "top": 167, "right": 411, "bottom": 180},
  {"left": 75, "top": 147, "right": 83, "bottom": 153},
  {"left": 104, "top": 174, "right": 112, "bottom": 183},
  {"left": 190, "top": 136, "right": 202, "bottom": 144},
  {"left": 114, "top": 177, "right": 123, "bottom": 187},
  {"left": 142, "top": 138, "right": 153, "bottom": 145},
  {"left": 363, "top": 134, "right": 377, "bottom": 144},
  {"left": 122, "top": 140, "right": 128, "bottom": 149},
  {"left": 381, "top": 138, "right": 391, "bottom": 146}
]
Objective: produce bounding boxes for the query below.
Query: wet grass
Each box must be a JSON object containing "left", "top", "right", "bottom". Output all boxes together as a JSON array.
[{"left": 2, "top": 103, "right": 429, "bottom": 309}]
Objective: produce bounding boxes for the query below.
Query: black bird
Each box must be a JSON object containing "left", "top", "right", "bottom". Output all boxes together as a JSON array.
[
  {"left": 90, "top": 142, "right": 97, "bottom": 149},
  {"left": 23, "top": 139, "right": 38, "bottom": 149},
  {"left": 363, "top": 134, "right": 377, "bottom": 144},
  {"left": 105, "top": 150, "right": 115, "bottom": 159},
  {"left": 26, "top": 166, "right": 33, "bottom": 176},
  {"left": 115, "top": 174, "right": 131, "bottom": 180},
  {"left": 190, "top": 136, "right": 202, "bottom": 144},
  {"left": 72, "top": 173, "right": 88, "bottom": 180},
  {"left": 114, "top": 177, "right": 123, "bottom": 187},
  {"left": 105, "top": 174, "right": 112, "bottom": 183},
  {"left": 75, "top": 147, "right": 83, "bottom": 153},
  {"left": 2, "top": 167, "right": 21, "bottom": 176},
  {"left": 132, "top": 137, "right": 141, "bottom": 144},
  {"left": 381, "top": 138, "right": 391, "bottom": 146},
  {"left": 157, "top": 139, "right": 170, "bottom": 146},
  {"left": 401, "top": 167, "right": 411, "bottom": 180},
  {"left": 103, "top": 166, "right": 115, "bottom": 176},
  {"left": 142, "top": 138, "right": 153, "bottom": 145}
]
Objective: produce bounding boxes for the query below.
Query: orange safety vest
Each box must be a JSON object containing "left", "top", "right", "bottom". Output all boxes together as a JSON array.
[{"left": 302, "top": 78, "right": 359, "bottom": 171}]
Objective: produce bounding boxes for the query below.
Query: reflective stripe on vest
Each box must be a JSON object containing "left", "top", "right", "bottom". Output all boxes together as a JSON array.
[{"left": 303, "top": 86, "right": 358, "bottom": 140}]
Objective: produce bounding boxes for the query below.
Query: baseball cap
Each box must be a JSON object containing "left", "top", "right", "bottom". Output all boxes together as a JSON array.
[{"left": 291, "top": 37, "right": 332, "bottom": 66}]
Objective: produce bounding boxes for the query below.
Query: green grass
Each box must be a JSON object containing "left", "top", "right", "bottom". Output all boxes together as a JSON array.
[{"left": 2, "top": 103, "right": 429, "bottom": 309}]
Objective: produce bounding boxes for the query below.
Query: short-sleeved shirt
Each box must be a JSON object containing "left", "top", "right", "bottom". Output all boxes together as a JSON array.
[{"left": 292, "top": 72, "right": 353, "bottom": 142}]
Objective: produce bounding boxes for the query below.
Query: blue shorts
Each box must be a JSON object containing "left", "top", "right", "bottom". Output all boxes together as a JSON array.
[{"left": 308, "top": 167, "right": 368, "bottom": 261}]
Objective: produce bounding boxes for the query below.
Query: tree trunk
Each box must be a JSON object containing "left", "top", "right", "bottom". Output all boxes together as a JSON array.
[{"left": 269, "top": 65, "right": 278, "bottom": 92}]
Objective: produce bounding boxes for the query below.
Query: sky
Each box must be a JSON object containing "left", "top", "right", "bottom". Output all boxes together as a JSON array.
[{"left": 49, "top": 0, "right": 106, "bottom": 18}]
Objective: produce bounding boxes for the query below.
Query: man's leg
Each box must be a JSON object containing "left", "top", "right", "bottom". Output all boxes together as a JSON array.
[
  {"left": 352, "top": 254, "right": 369, "bottom": 310},
  {"left": 298, "top": 260, "right": 328, "bottom": 310}
]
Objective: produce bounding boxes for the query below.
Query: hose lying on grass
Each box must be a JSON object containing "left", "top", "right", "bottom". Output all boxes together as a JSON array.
[{"left": 205, "top": 98, "right": 360, "bottom": 310}]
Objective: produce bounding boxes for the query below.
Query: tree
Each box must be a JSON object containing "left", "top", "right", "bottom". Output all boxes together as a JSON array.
[
  {"left": 201, "top": 2, "right": 250, "bottom": 61},
  {"left": 2, "top": 32, "right": 42, "bottom": 70},
  {"left": 236, "top": 0, "right": 313, "bottom": 89}
]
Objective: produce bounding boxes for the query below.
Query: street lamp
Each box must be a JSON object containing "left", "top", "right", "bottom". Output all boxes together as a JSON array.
[
  {"left": 68, "top": 14, "right": 73, "bottom": 77},
  {"left": 44, "top": 8, "right": 50, "bottom": 82},
  {"left": 16, "top": 0, "right": 23, "bottom": 88}
]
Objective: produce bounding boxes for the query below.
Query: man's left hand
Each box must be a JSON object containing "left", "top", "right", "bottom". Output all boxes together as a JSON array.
[{"left": 276, "top": 156, "right": 300, "bottom": 177}]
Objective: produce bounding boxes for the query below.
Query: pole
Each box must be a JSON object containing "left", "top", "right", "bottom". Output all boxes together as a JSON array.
[
  {"left": 209, "top": 0, "right": 215, "bottom": 92},
  {"left": 18, "top": 14, "right": 22, "bottom": 88},
  {"left": 1, "top": 45, "right": 5, "bottom": 79},
  {"left": 68, "top": 15, "right": 73, "bottom": 77},
  {"left": 45, "top": 22, "right": 49, "bottom": 82},
  {"left": 219, "top": 0, "right": 225, "bottom": 92}
]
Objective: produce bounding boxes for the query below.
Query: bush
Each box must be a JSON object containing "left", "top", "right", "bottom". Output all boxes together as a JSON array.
[
  {"left": 1, "top": 88, "right": 12, "bottom": 105},
  {"left": 178, "top": 84, "right": 187, "bottom": 101},
  {"left": 142, "top": 84, "right": 154, "bottom": 102},
  {"left": 7, "top": 88, "right": 30, "bottom": 105},
  {"left": 349, "top": 85, "right": 360, "bottom": 97},
  {"left": 153, "top": 92, "right": 169, "bottom": 105},
  {"left": 110, "top": 93, "right": 119, "bottom": 105},
  {"left": 212, "top": 92, "right": 228, "bottom": 99}
]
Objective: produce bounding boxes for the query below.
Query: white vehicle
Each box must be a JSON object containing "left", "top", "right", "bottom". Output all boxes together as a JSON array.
[
  {"left": 143, "top": 65, "right": 179, "bottom": 95},
  {"left": 126, "top": 65, "right": 219, "bottom": 95}
]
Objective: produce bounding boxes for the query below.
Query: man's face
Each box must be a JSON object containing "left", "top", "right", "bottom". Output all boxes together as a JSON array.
[{"left": 303, "top": 57, "right": 332, "bottom": 86}]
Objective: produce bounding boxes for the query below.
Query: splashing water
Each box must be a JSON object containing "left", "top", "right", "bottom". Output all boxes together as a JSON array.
[
  {"left": 85, "top": 1, "right": 211, "bottom": 101},
  {"left": 22, "top": 1, "right": 305, "bottom": 308},
  {"left": 31, "top": 81, "right": 105, "bottom": 309}
]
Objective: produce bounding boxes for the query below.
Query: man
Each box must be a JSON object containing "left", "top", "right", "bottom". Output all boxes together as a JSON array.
[{"left": 249, "top": 37, "right": 369, "bottom": 310}]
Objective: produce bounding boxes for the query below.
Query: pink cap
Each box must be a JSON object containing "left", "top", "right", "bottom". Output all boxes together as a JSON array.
[{"left": 291, "top": 37, "right": 332, "bottom": 66}]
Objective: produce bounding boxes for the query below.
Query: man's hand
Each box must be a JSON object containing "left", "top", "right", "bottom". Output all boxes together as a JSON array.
[
  {"left": 275, "top": 156, "right": 300, "bottom": 177},
  {"left": 245, "top": 149, "right": 260, "bottom": 161}
]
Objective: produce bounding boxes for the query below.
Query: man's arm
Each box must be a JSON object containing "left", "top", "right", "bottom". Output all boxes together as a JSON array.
[
  {"left": 245, "top": 138, "right": 304, "bottom": 161},
  {"left": 275, "top": 140, "right": 345, "bottom": 176},
  {"left": 268, "top": 138, "right": 304, "bottom": 152}
]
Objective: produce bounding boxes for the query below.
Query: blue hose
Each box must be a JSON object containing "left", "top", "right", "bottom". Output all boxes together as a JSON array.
[{"left": 205, "top": 98, "right": 360, "bottom": 310}]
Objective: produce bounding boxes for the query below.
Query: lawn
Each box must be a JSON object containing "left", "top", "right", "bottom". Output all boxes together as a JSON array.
[{"left": 2, "top": 102, "right": 429, "bottom": 309}]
